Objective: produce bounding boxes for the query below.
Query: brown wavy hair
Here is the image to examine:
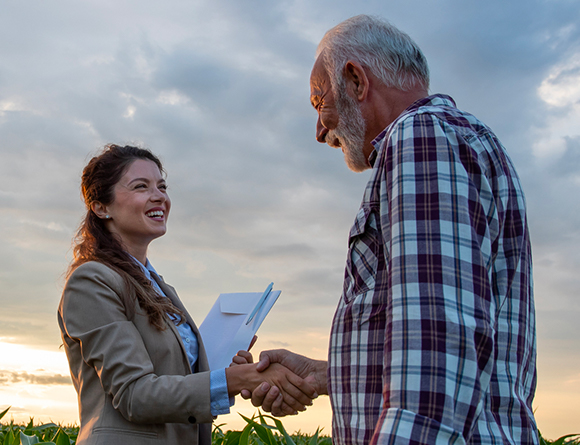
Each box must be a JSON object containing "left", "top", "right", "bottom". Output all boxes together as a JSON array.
[{"left": 69, "top": 144, "right": 185, "bottom": 330}]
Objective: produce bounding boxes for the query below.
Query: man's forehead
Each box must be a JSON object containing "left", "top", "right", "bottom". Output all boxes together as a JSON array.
[{"left": 310, "top": 57, "right": 330, "bottom": 94}]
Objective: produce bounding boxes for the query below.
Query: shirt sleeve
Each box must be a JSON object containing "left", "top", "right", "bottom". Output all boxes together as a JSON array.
[
  {"left": 210, "top": 368, "right": 234, "bottom": 416},
  {"left": 371, "top": 113, "right": 497, "bottom": 443}
]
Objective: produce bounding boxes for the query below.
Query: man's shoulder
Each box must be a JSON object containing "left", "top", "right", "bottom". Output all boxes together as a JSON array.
[
  {"left": 399, "top": 94, "right": 460, "bottom": 121},
  {"left": 392, "top": 94, "right": 490, "bottom": 137}
]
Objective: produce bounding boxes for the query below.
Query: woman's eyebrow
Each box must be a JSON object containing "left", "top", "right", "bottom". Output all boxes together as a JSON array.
[{"left": 126, "top": 177, "right": 151, "bottom": 185}]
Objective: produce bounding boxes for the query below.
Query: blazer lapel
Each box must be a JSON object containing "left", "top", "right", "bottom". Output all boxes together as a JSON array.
[{"left": 151, "top": 273, "right": 210, "bottom": 373}]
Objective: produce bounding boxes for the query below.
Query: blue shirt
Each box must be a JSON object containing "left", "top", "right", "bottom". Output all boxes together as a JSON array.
[{"left": 136, "top": 258, "right": 232, "bottom": 416}]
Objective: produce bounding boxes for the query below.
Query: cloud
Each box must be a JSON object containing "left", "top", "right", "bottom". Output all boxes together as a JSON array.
[
  {"left": 538, "top": 54, "right": 580, "bottom": 107},
  {"left": 0, "top": 370, "right": 71, "bottom": 386}
]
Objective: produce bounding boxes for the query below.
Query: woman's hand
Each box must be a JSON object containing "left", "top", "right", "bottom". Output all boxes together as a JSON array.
[
  {"left": 237, "top": 349, "right": 327, "bottom": 417},
  {"left": 230, "top": 349, "right": 253, "bottom": 366},
  {"left": 229, "top": 336, "right": 257, "bottom": 366},
  {"left": 225, "top": 362, "right": 317, "bottom": 416}
]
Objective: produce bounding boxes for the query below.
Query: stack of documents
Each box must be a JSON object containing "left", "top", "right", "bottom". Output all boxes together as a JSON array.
[{"left": 198, "top": 283, "right": 281, "bottom": 370}]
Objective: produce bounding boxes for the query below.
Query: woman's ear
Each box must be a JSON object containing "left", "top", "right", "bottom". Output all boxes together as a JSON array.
[{"left": 91, "top": 202, "right": 110, "bottom": 220}]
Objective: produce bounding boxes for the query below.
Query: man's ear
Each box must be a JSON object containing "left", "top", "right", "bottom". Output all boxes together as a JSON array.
[
  {"left": 91, "top": 202, "right": 109, "bottom": 220},
  {"left": 343, "top": 60, "right": 369, "bottom": 102}
]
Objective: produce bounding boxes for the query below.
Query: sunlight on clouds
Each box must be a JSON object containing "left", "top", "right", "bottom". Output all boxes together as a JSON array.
[
  {"left": 0, "top": 341, "right": 69, "bottom": 372},
  {"left": 156, "top": 89, "right": 191, "bottom": 106},
  {"left": 533, "top": 53, "right": 580, "bottom": 159},
  {"left": 546, "top": 24, "right": 577, "bottom": 51},
  {"left": 0, "top": 341, "right": 79, "bottom": 424},
  {"left": 123, "top": 105, "right": 136, "bottom": 119},
  {"left": 120, "top": 92, "right": 148, "bottom": 118},
  {"left": 0, "top": 101, "right": 19, "bottom": 112},
  {"left": 538, "top": 53, "right": 580, "bottom": 107},
  {"left": 72, "top": 119, "right": 99, "bottom": 137},
  {"left": 0, "top": 338, "right": 331, "bottom": 430},
  {"left": 0, "top": 381, "right": 78, "bottom": 425},
  {"left": 0, "top": 99, "right": 37, "bottom": 115}
]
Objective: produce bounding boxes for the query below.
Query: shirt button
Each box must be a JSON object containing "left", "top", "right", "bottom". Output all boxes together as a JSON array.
[
  {"left": 188, "top": 415, "right": 196, "bottom": 424},
  {"left": 185, "top": 338, "right": 190, "bottom": 343}
]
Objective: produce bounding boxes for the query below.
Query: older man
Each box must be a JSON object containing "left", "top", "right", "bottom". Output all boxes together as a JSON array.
[{"left": 243, "top": 15, "right": 538, "bottom": 445}]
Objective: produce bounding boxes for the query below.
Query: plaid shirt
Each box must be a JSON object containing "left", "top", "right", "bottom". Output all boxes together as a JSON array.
[{"left": 328, "top": 95, "right": 538, "bottom": 445}]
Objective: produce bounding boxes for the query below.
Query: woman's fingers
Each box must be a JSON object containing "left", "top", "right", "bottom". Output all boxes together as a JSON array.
[{"left": 230, "top": 350, "right": 254, "bottom": 366}]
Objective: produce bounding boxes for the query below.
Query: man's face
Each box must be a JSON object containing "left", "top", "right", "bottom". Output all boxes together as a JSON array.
[{"left": 310, "top": 57, "right": 369, "bottom": 172}]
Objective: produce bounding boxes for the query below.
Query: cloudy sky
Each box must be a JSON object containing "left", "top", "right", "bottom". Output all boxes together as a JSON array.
[{"left": 1, "top": 0, "right": 579, "bottom": 439}]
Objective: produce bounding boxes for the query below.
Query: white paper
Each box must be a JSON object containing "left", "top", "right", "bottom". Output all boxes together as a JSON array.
[{"left": 198, "top": 289, "right": 281, "bottom": 370}]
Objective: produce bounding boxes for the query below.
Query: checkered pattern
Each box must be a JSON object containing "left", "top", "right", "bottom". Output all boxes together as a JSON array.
[{"left": 328, "top": 95, "right": 538, "bottom": 444}]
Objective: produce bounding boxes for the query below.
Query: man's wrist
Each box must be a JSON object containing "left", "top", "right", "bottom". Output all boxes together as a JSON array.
[{"left": 313, "top": 360, "right": 329, "bottom": 395}]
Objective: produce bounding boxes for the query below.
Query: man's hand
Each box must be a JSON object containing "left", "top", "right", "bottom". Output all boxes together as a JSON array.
[
  {"left": 255, "top": 363, "right": 317, "bottom": 415},
  {"left": 225, "top": 360, "right": 318, "bottom": 416},
  {"left": 241, "top": 349, "right": 328, "bottom": 416},
  {"left": 231, "top": 350, "right": 297, "bottom": 415}
]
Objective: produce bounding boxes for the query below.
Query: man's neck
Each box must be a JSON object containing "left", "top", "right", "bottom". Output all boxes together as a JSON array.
[{"left": 361, "top": 85, "right": 429, "bottom": 160}]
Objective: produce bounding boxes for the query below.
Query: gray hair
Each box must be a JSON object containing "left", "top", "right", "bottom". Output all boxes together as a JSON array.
[{"left": 316, "top": 15, "right": 430, "bottom": 93}]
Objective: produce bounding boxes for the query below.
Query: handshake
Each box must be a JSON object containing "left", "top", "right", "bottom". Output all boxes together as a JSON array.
[{"left": 226, "top": 349, "right": 328, "bottom": 416}]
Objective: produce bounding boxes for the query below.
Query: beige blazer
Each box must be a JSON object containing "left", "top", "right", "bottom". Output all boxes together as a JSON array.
[{"left": 58, "top": 261, "right": 213, "bottom": 445}]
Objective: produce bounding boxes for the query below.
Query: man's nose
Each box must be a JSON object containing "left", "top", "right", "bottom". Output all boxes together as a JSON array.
[{"left": 316, "top": 116, "right": 329, "bottom": 143}]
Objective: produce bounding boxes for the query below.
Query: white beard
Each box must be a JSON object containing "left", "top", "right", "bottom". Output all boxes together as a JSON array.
[{"left": 327, "top": 84, "right": 369, "bottom": 172}]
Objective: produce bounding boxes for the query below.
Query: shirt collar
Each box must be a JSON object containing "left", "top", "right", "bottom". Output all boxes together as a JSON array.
[
  {"left": 130, "top": 255, "right": 158, "bottom": 278},
  {"left": 368, "top": 94, "right": 457, "bottom": 166},
  {"left": 404, "top": 93, "right": 456, "bottom": 112}
]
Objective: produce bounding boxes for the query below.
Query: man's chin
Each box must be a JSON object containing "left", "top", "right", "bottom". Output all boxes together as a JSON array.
[
  {"left": 346, "top": 163, "right": 371, "bottom": 173},
  {"left": 344, "top": 152, "right": 370, "bottom": 173}
]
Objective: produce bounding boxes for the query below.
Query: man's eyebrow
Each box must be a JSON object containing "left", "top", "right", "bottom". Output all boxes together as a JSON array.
[{"left": 310, "top": 95, "right": 320, "bottom": 108}]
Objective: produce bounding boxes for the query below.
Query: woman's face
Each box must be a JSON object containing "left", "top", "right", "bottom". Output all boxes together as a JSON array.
[{"left": 103, "top": 159, "right": 171, "bottom": 255}]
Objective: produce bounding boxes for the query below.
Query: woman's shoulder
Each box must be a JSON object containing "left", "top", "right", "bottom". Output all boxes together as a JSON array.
[
  {"left": 61, "top": 261, "right": 129, "bottom": 315},
  {"left": 70, "top": 260, "right": 119, "bottom": 277},
  {"left": 66, "top": 261, "right": 125, "bottom": 292},
  {"left": 60, "top": 261, "right": 139, "bottom": 328}
]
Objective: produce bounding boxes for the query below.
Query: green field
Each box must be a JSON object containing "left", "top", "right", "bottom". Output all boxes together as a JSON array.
[{"left": 1, "top": 406, "right": 578, "bottom": 445}]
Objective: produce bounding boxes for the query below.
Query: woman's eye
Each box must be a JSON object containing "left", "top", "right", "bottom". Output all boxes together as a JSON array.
[
  {"left": 135, "top": 184, "right": 147, "bottom": 189},
  {"left": 159, "top": 183, "right": 168, "bottom": 191}
]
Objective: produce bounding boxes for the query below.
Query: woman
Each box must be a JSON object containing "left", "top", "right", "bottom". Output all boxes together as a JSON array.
[{"left": 58, "top": 144, "right": 315, "bottom": 445}]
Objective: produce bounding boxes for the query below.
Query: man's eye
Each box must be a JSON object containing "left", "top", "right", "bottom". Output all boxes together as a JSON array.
[{"left": 135, "top": 184, "right": 147, "bottom": 189}]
